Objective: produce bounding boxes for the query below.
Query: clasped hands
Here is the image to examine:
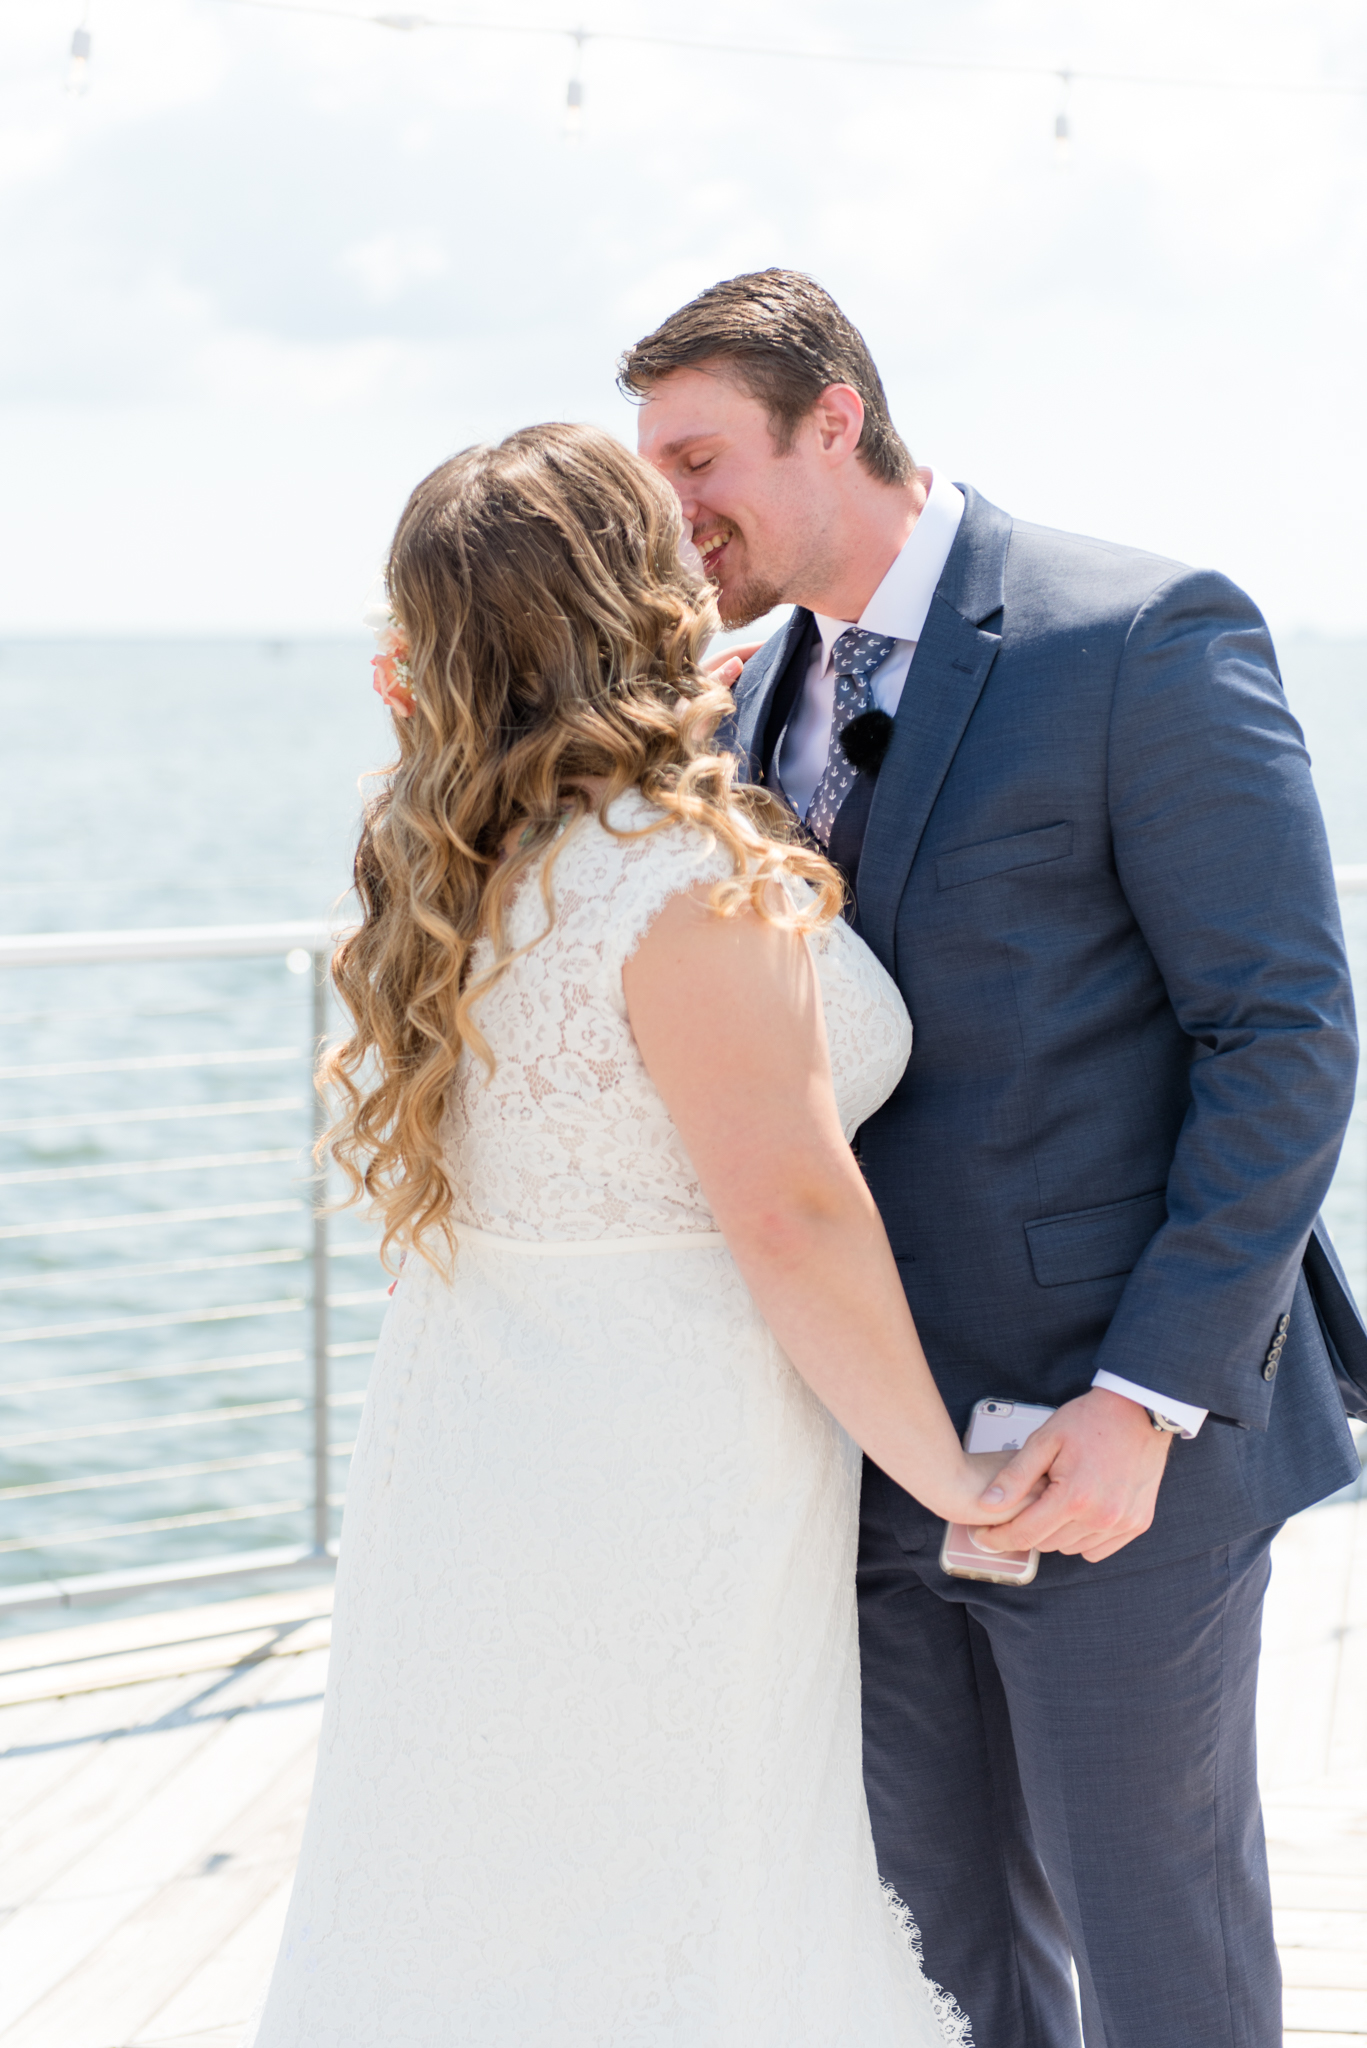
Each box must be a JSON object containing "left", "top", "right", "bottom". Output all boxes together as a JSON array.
[{"left": 963, "top": 1388, "right": 1175, "bottom": 1566}]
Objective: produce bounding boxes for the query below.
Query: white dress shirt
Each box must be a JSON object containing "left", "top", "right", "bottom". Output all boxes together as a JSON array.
[
  {"left": 777, "top": 470, "right": 1206, "bottom": 1440},
  {"left": 777, "top": 471, "right": 966, "bottom": 818}
]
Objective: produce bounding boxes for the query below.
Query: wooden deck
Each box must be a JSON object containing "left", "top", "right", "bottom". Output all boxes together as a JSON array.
[{"left": 0, "top": 1496, "right": 1362, "bottom": 2048}]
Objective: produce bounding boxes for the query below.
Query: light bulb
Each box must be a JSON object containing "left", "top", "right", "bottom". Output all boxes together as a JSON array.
[
  {"left": 565, "top": 75, "right": 584, "bottom": 136},
  {"left": 67, "top": 23, "right": 91, "bottom": 94},
  {"left": 1054, "top": 109, "right": 1071, "bottom": 162}
]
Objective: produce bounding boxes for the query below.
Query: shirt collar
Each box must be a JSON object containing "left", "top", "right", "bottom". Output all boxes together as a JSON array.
[{"left": 812, "top": 471, "right": 966, "bottom": 671}]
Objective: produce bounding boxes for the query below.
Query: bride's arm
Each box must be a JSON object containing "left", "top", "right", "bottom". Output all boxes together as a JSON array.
[{"left": 623, "top": 887, "right": 1028, "bottom": 1529}]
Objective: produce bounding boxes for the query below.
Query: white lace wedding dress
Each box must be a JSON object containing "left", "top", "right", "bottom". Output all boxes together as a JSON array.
[{"left": 246, "top": 791, "right": 969, "bottom": 2047}]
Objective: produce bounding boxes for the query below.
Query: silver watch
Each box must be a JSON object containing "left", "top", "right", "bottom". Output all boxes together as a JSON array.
[{"left": 1147, "top": 1408, "right": 1185, "bottom": 1435}]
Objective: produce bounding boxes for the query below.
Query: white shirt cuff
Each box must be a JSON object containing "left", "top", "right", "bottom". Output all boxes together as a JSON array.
[{"left": 1091, "top": 1371, "right": 1208, "bottom": 1439}]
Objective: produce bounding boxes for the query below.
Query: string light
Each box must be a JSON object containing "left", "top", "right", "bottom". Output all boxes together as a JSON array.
[
  {"left": 203, "top": 1, "right": 1367, "bottom": 100},
  {"left": 1054, "top": 71, "right": 1072, "bottom": 164},
  {"left": 565, "top": 30, "right": 584, "bottom": 139},
  {"left": 67, "top": 18, "right": 92, "bottom": 93},
  {"left": 96, "top": 0, "right": 1367, "bottom": 152}
]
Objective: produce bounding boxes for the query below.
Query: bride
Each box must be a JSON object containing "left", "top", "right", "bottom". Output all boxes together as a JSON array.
[{"left": 246, "top": 423, "right": 1029, "bottom": 2046}]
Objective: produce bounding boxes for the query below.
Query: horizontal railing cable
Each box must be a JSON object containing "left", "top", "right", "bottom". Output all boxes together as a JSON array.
[
  {"left": 0, "top": 1441, "right": 358, "bottom": 1503},
  {"left": 0, "top": 1237, "right": 374, "bottom": 1294},
  {"left": 0, "top": 1499, "right": 312, "bottom": 1554},
  {"left": 0, "top": 1297, "right": 308, "bottom": 1346},
  {"left": 0, "top": 1097, "right": 305, "bottom": 1137},
  {"left": 1, "top": 1397, "right": 306, "bottom": 1450},
  {"left": 0, "top": 1286, "right": 387, "bottom": 1346},
  {"left": 0, "top": 1146, "right": 302, "bottom": 1187},
  {"left": 2, "top": 1347, "right": 306, "bottom": 1396},
  {"left": 2, "top": 1334, "right": 376, "bottom": 1398},
  {"left": 0, "top": 994, "right": 318, "bottom": 1030},
  {"left": 2, "top": 1448, "right": 307, "bottom": 1502},
  {"left": 0, "top": 920, "right": 339, "bottom": 968},
  {"left": 0, "top": 1046, "right": 299, "bottom": 1082},
  {"left": 0, "top": 1198, "right": 306, "bottom": 1240},
  {"left": 0, "top": 1492, "right": 353, "bottom": 1555},
  {"left": 0, "top": 1248, "right": 306, "bottom": 1293},
  {"left": 0, "top": 1386, "right": 365, "bottom": 1452}
]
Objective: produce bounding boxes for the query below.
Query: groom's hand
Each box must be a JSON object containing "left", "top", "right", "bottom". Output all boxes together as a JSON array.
[{"left": 972, "top": 1388, "right": 1174, "bottom": 1564}]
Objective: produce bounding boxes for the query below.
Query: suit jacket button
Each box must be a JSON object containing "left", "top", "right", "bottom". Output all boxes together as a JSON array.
[
  {"left": 1263, "top": 1359, "right": 1279, "bottom": 1381},
  {"left": 1277, "top": 1314, "right": 1291, "bottom": 1334}
]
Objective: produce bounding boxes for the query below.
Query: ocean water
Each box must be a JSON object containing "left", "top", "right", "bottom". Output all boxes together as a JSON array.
[
  {"left": 0, "top": 634, "right": 1364, "bottom": 1622},
  {"left": 0, "top": 638, "right": 393, "bottom": 1622}
]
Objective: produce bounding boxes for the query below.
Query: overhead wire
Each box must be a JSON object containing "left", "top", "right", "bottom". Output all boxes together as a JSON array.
[{"left": 203, "top": 0, "right": 1367, "bottom": 102}]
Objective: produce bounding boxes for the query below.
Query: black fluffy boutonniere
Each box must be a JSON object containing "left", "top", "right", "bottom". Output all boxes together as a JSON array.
[{"left": 838, "top": 708, "right": 895, "bottom": 778}]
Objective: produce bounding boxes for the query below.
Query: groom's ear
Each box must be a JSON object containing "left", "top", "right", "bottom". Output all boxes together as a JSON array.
[{"left": 810, "top": 385, "right": 866, "bottom": 462}]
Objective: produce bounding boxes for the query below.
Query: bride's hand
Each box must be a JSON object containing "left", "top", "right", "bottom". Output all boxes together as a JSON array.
[
  {"left": 936, "top": 1449, "right": 1047, "bottom": 1529},
  {"left": 703, "top": 643, "right": 763, "bottom": 689}
]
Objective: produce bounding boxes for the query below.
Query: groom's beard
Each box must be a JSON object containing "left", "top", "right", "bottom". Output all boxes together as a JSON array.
[{"left": 716, "top": 571, "right": 787, "bottom": 630}]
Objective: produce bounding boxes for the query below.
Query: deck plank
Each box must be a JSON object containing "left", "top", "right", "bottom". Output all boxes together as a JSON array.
[
  {"left": 1258, "top": 1506, "right": 1353, "bottom": 1790},
  {"left": 1, "top": 1676, "right": 266, "bottom": 1910},
  {"left": 1276, "top": 1909, "right": 1367, "bottom": 1952},
  {"left": 0, "top": 1587, "right": 334, "bottom": 1711},
  {"left": 1283, "top": 1990, "right": 1367, "bottom": 2035},
  {"left": 5, "top": 1712, "right": 323, "bottom": 2048},
  {"left": 133, "top": 1873, "right": 295, "bottom": 2045},
  {"left": 0, "top": 1648, "right": 325, "bottom": 2043},
  {"left": 0, "top": 1586, "right": 333, "bottom": 1683},
  {"left": 0, "top": 1677, "right": 208, "bottom": 1834}
]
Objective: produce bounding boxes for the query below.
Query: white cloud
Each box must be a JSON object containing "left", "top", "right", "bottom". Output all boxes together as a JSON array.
[
  {"left": 196, "top": 330, "right": 412, "bottom": 406},
  {"left": 339, "top": 230, "right": 448, "bottom": 305}
]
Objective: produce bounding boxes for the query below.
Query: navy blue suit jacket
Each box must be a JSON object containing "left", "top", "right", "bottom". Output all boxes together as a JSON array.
[{"left": 731, "top": 487, "right": 1367, "bottom": 1573}]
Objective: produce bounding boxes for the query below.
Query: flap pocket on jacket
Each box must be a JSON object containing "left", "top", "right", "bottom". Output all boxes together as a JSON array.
[
  {"left": 936, "top": 822, "right": 1073, "bottom": 891},
  {"left": 1025, "top": 1189, "right": 1167, "bottom": 1288}
]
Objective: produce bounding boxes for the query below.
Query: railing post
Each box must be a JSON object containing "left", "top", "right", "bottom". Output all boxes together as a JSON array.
[{"left": 310, "top": 950, "right": 330, "bottom": 1554}]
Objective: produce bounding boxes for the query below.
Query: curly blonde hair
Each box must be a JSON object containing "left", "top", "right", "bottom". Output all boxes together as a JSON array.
[{"left": 324, "top": 423, "right": 842, "bottom": 1267}]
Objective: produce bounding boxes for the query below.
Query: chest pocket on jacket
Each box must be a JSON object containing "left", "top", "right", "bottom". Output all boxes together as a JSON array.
[{"left": 935, "top": 822, "right": 1073, "bottom": 891}]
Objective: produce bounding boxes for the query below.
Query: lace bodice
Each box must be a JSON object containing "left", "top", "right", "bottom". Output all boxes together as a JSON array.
[{"left": 446, "top": 789, "right": 913, "bottom": 1241}]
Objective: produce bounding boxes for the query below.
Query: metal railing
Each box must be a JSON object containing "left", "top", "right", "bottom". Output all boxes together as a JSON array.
[
  {"left": 2, "top": 875, "right": 1366, "bottom": 1615},
  {"left": 0, "top": 920, "right": 391, "bottom": 1615}
]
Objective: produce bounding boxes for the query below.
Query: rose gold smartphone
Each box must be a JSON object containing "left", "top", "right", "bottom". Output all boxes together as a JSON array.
[{"left": 939, "top": 1398, "right": 1056, "bottom": 1586}]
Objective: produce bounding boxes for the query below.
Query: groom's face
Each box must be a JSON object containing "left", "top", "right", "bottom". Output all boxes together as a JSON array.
[{"left": 637, "top": 364, "right": 826, "bottom": 629}]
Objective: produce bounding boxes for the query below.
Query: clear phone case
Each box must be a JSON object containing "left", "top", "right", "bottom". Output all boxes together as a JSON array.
[{"left": 938, "top": 1399, "right": 1055, "bottom": 1586}]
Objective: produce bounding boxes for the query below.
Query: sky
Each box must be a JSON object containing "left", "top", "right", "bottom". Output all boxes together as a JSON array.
[{"left": 1, "top": 0, "right": 1365, "bottom": 634}]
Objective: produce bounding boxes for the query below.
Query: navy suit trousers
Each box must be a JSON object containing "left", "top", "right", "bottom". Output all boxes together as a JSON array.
[{"left": 857, "top": 1480, "right": 1282, "bottom": 2048}]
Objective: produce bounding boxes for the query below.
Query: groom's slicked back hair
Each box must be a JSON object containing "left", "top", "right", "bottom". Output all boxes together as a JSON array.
[{"left": 618, "top": 269, "right": 914, "bottom": 488}]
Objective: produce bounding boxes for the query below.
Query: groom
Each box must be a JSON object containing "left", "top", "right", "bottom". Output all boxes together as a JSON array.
[{"left": 625, "top": 270, "right": 1367, "bottom": 2047}]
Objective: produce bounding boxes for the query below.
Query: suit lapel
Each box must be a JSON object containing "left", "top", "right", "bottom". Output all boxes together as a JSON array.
[
  {"left": 857, "top": 489, "right": 1012, "bottom": 975},
  {"left": 730, "top": 608, "right": 810, "bottom": 778}
]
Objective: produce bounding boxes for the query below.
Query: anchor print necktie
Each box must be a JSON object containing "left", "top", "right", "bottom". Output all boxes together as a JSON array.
[{"left": 805, "top": 627, "right": 898, "bottom": 846}]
